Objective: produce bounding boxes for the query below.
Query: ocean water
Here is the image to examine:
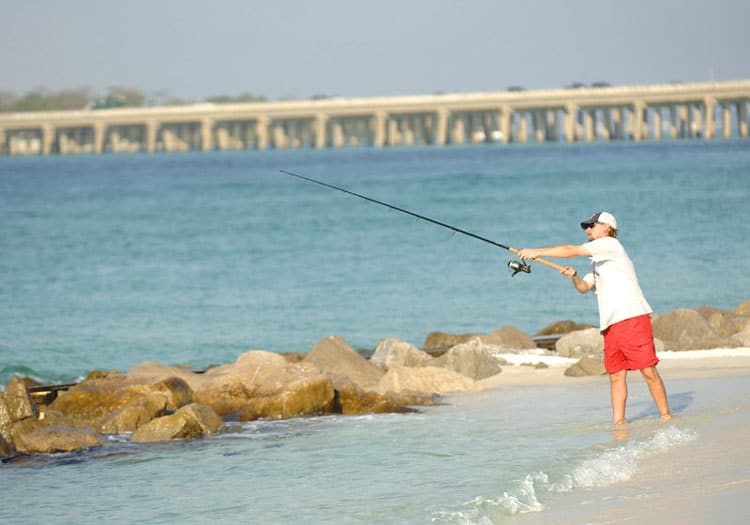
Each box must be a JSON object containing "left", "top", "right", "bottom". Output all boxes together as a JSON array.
[{"left": 1, "top": 141, "right": 749, "bottom": 523}]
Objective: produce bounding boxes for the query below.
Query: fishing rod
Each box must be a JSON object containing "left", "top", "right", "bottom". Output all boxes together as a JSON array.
[{"left": 279, "top": 169, "right": 565, "bottom": 277}]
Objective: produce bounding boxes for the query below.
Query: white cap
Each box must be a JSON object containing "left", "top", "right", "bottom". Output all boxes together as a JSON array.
[{"left": 580, "top": 211, "right": 618, "bottom": 230}]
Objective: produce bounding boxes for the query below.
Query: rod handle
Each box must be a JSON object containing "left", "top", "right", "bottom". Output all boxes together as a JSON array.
[{"left": 508, "top": 248, "right": 567, "bottom": 272}]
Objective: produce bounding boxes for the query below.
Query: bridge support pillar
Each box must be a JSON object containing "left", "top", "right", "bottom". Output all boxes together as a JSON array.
[
  {"left": 314, "top": 113, "right": 328, "bottom": 149},
  {"left": 201, "top": 118, "right": 214, "bottom": 152},
  {"left": 0, "top": 128, "right": 5, "bottom": 154},
  {"left": 42, "top": 125, "right": 55, "bottom": 155},
  {"left": 255, "top": 117, "right": 269, "bottom": 150},
  {"left": 434, "top": 108, "right": 448, "bottom": 145},
  {"left": 653, "top": 109, "right": 662, "bottom": 141},
  {"left": 564, "top": 104, "right": 578, "bottom": 143},
  {"left": 633, "top": 101, "right": 646, "bottom": 141},
  {"left": 738, "top": 102, "right": 748, "bottom": 138},
  {"left": 93, "top": 123, "right": 106, "bottom": 154},
  {"left": 703, "top": 97, "right": 716, "bottom": 139},
  {"left": 372, "top": 112, "right": 386, "bottom": 148},
  {"left": 584, "top": 110, "right": 595, "bottom": 142},
  {"left": 722, "top": 105, "right": 732, "bottom": 138},
  {"left": 146, "top": 120, "right": 158, "bottom": 153}
]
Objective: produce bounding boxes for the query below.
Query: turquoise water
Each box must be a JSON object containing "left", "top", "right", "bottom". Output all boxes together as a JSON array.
[
  {"left": 1, "top": 141, "right": 749, "bottom": 523},
  {"left": 2, "top": 141, "right": 749, "bottom": 383}
]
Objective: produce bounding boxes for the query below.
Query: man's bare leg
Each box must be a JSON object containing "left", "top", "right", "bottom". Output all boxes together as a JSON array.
[
  {"left": 640, "top": 366, "right": 671, "bottom": 420},
  {"left": 609, "top": 370, "right": 628, "bottom": 425}
]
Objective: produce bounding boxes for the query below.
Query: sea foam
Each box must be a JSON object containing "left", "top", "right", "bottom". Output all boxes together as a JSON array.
[{"left": 434, "top": 426, "right": 696, "bottom": 523}]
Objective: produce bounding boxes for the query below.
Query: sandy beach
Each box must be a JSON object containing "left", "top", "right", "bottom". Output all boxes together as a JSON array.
[{"left": 479, "top": 348, "right": 750, "bottom": 524}]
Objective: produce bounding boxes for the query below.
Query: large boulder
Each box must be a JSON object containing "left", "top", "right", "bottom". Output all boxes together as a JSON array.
[
  {"left": 370, "top": 338, "right": 433, "bottom": 370},
  {"left": 422, "top": 331, "right": 482, "bottom": 354},
  {"left": 1, "top": 376, "right": 39, "bottom": 447},
  {"left": 486, "top": 326, "right": 537, "bottom": 350},
  {"left": 732, "top": 324, "right": 750, "bottom": 347},
  {"left": 734, "top": 300, "right": 750, "bottom": 317},
  {"left": 128, "top": 362, "right": 207, "bottom": 392},
  {"left": 131, "top": 403, "right": 222, "bottom": 443},
  {"left": 564, "top": 356, "right": 607, "bottom": 377},
  {"left": 536, "top": 320, "right": 593, "bottom": 336},
  {"left": 200, "top": 350, "right": 288, "bottom": 378},
  {"left": 377, "top": 366, "right": 482, "bottom": 395},
  {"left": 694, "top": 306, "right": 741, "bottom": 338},
  {"left": 430, "top": 338, "right": 502, "bottom": 380},
  {"left": 333, "top": 379, "right": 438, "bottom": 415},
  {"left": 652, "top": 308, "right": 741, "bottom": 350},
  {"left": 194, "top": 362, "right": 335, "bottom": 419},
  {"left": 0, "top": 434, "right": 11, "bottom": 458},
  {"left": 303, "top": 336, "right": 384, "bottom": 389},
  {"left": 555, "top": 328, "right": 604, "bottom": 357},
  {"left": 50, "top": 375, "right": 194, "bottom": 422},
  {"left": 236, "top": 373, "right": 335, "bottom": 421},
  {"left": 98, "top": 393, "right": 168, "bottom": 434},
  {"left": 11, "top": 413, "right": 102, "bottom": 453}
]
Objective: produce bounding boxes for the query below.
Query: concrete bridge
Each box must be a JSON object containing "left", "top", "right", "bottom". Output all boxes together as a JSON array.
[{"left": 1, "top": 80, "right": 748, "bottom": 156}]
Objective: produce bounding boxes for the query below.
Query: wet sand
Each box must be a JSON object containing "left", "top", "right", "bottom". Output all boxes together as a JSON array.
[{"left": 486, "top": 348, "right": 750, "bottom": 524}]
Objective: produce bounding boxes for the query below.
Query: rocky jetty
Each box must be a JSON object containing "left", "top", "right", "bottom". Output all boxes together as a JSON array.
[{"left": 2, "top": 300, "right": 748, "bottom": 460}]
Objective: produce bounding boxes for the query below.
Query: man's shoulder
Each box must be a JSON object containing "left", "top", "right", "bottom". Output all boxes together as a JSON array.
[{"left": 584, "top": 236, "right": 623, "bottom": 255}]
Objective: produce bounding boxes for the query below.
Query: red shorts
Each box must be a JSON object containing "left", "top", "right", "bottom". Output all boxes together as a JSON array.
[{"left": 602, "top": 314, "right": 659, "bottom": 374}]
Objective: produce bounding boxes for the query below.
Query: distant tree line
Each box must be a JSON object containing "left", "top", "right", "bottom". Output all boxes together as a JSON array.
[{"left": 0, "top": 86, "right": 272, "bottom": 113}]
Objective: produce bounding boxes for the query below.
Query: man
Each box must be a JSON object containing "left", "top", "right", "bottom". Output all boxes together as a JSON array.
[{"left": 517, "top": 212, "right": 671, "bottom": 425}]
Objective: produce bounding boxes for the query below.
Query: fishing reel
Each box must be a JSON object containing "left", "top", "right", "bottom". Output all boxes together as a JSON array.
[{"left": 507, "top": 260, "right": 532, "bottom": 277}]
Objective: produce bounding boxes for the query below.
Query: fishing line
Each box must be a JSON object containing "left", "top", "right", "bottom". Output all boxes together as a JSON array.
[{"left": 279, "top": 169, "right": 564, "bottom": 277}]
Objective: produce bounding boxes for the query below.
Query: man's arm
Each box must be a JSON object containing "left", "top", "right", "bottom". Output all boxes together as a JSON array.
[
  {"left": 561, "top": 266, "right": 595, "bottom": 294},
  {"left": 517, "top": 244, "right": 591, "bottom": 260},
  {"left": 517, "top": 244, "right": 594, "bottom": 294}
]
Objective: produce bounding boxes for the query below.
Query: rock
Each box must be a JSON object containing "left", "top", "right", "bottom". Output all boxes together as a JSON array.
[
  {"left": 0, "top": 433, "right": 11, "bottom": 458},
  {"left": 652, "top": 308, "right": 741, "bottom": 350},
  {"left": 487, "top": 326, "right": 537, "bottom": 350},
  {"left": 430, "top": 339, "right": 502, "bottom": 380},
  {"left": 536, "top": 320, "right": 593, "bottom": 336},
  {"left": 521, "top": 362, "right": 549, "bottom": 369},
  {"left": 422, "top": 331, "right": 481, "bottom": 353},
  {"left": 98, "top": 393, "right": 168, "bottom": 434},
  {"left": 236, "top": 373, "right": 335, "bottom": 421},
  {"left": 127, "top": 362, "right": 206, "bottom": 392},
  {"left": 377, "top": 366, "right": 482, "bottom": 395},
  {"left": 333, "top": 379, "right": 437, "bottom": 415},
  {"left": 1, "top": 377, "right": 38, "bottom": 453},
  {"left": 50, "top": 375, "right": 194, "bottom": 422},
  {"left": 194, "top": 362, "right": 335, "bottom": 419},
  {"left": 370, "top": 338, "right": 433, "bottom": 370},
  {"left": 303, "top": 336, "right": 384, "bottom": 389},
  {"left": 201, "top": 350, "right": 288, "bottom": 378},
  {"left": 11, "top": 413, "right": 102, "bottom": 453},
  {"left": 564, "top": 356, "right": 607, "bottom": 377},
  {"left": 732, "top": 324, "right": 750, "bottom": 347},
  {"left": 555, "top": 328, "right": 604, "bottom": 357},
  {"left": 695, "top": 306, "right": 740, "bottom": 337},
  {"left": 131, "top": 403, "right": 222, "bottom": 443},
  {"left": 1, "top": 376, "right": 38, "bottom": 424},
  {"left": 734, "top": 300, "right": 750, "bottom": 317}
]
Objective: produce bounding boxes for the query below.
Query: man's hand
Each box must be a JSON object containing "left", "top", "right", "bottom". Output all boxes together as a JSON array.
[
  {"left": 561, "top": 266, "right": 577, "bottom": 279},
  {"left": 517, "top": 248, "right": 540, "bottom": 260}
]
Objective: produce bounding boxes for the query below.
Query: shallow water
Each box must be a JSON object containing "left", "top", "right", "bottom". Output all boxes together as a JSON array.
[{"left": 4, "top": 372, "right": 740, "bottom": 524}]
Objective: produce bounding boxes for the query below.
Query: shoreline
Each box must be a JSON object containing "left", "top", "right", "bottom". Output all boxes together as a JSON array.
[
  {"left": 479, "top": 347, "right": 750, "bottom": 388},
  {"left": 475, "top": 348, "right": 750, "bottom": 524}
]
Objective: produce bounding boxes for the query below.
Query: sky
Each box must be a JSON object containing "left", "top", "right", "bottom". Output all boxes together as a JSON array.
[{"left": 1, "top": 0, "right": 749, "bottom": 101}]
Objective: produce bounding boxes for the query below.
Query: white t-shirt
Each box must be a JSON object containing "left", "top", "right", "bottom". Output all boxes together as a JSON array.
[{"left": 582, "top": 236, "right": 652, "bottom": 331}]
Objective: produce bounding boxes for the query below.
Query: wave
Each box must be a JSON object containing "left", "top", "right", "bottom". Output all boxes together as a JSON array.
[
  {"left": 0, "top": 365, "right": 79, "bottom": 391},
  {"left": 432, "top": 425, "right": 696, "bottom": 524}
]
